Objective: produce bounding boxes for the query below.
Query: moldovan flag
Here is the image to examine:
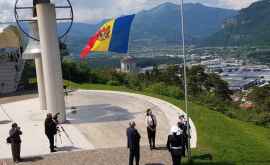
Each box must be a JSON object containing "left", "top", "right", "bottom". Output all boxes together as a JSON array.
[{"left": 80, "top": 14, "right": 135, "bottom": 58}]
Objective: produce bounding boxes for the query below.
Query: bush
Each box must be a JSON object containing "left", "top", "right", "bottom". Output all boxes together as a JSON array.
[
  {"left": 107, "top": 80, "right": 121, "bottom": 86},
  {"left": 166, "top": 85, "right": 184, "bottom": 99},
  {"left": 224, "top": 111, "right": 237, "bottom": 119},
  {"left": 145, "top": 83, "right": 183, "bottom": 99},
  {"left": 255, "top": 113, "right": 270, "bottom": 127},
  {"left": 91, "top": 70, "right": 110, "bottom": 84},
  {"left": 145, "top": 82, "right": 167, "bottom": 95},
  {"left": 125, "top": 74, "right": 143, "bottom": 91}
]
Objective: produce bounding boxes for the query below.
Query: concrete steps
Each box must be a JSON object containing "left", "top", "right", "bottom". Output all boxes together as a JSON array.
[{"left": 0, "top": 147, "right": 173, "bottom": 165}]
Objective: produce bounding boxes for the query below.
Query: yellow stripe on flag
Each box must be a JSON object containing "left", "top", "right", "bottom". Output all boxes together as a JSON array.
[{"left": 91, "top": 19, "right": 115, "bottom": 52}]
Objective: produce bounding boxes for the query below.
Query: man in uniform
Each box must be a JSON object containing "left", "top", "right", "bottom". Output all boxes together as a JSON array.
[
  {"left": 145, "top": 109, "right": 157, "bottom": 150},
  {"left": 9, "top": 123, "right": 22, "bottom": 163},
  {"left": 45, "top": 113, "right": 58, "bottom": 152},
  {"left": 167, "top": 126, "right": 185, "bottom": 165},
  {"left": 127, "top": 121, "right": 141, "bottom": 165}
]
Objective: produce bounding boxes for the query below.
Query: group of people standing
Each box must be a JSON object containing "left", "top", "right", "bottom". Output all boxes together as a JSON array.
[
  {"left": 6, "top": 109, "right": 189, "bottom": 165},
  {"left": 6, "top": 113, "right": 60, "bottom": 163},
  {"left": 126, "top": 109, "right": 189, "bottom": 165}
]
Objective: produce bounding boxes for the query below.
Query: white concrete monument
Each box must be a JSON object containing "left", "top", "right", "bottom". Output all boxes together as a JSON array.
[
  {"left": 23, "top": 22, "right": 47, "bottom": 110},
  {"left": 36, "top": 1, "right": 66, "bottom": 122},
  {"left": 16, "top": 0, "right": 74, "bottom": 123}
]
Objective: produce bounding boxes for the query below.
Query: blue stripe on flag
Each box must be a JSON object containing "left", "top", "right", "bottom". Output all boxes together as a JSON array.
[{"left": 109, "top": 14, "right": 135, "bottom": 53}]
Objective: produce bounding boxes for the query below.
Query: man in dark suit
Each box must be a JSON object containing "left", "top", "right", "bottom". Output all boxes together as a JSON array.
[
  {"left": 127, "top": 121, "right": 141, "bottom": 165},
  {"left": 45, "top": 113, "right": 58, "bottom": 152},
  {"left": 9, "top": 123, "right": 22, "bottom": 163}
]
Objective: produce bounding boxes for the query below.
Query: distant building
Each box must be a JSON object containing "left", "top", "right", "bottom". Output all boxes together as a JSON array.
[
  {"left": 224, "top": 78, "right": 259, "bottom": 91},
  {"left": 121, "top": 56, "right": 137, "bottom": 73}
]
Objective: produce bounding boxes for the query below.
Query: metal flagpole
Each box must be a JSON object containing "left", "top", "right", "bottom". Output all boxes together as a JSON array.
[{"left": 179, "top": 0, "right": 192, "bottom": 161}]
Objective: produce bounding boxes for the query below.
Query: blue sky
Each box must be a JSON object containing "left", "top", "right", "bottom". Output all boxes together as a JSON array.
[{"left": 0, "top": 0, "right": 258, "bottom": 23}]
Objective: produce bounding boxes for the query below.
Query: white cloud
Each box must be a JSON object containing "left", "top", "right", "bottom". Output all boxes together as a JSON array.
[
  {"left": 68, "top": 0, "right": 260, "bottom": 22},
  {"left": 200, "top": 0, "right": 258, "bottom": 9},
  {"left": 0, "top": 0, "right": 260, "bottom": 23},
  {"left": 0, "top": 1, "right": 14, "bottom": 23}
]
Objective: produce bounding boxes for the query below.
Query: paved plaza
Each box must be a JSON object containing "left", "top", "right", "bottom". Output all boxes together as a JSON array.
[{"left": 0, "top": 90, "right": 197, "bottom": 163}]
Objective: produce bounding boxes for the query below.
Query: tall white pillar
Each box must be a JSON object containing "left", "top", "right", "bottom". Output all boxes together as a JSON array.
[
  {"left": 36, "top": 2, "right": 66, "bottom": 122},
  {"left": 35, "top": 57, "right": 47, "bottom": 110},
  {"left": 31, "top": 22, "right": 47, "bottom": 110}
]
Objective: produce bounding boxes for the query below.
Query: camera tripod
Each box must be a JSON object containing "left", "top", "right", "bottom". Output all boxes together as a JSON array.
[
  {"left": 55, "top": 124, "right": 74, "bottom": 146},
  {"left": 0, "top": 104, "right": 13, "bottom": 122}
]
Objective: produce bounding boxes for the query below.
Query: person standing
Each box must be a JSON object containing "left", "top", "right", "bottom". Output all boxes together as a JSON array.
[
  {"left": 127, "top": 121, "right": 141, "bottom": 165},
  {"left": 167, "top": 126, "right": 185, "bottom": 165},
  {"left": 178, "top": 115, "right": 189, "bottom": 157},
  {"left": 9, "top": 123, "right": 22, "bottom": 163},
  {"left": 45, "top": 113, "right": 58, "bottom": 152},
  {"left": 145, "top": 109, "right": 157, "bottom": 150}
]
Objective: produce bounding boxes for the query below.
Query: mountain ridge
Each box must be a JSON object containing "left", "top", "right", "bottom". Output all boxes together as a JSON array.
[
  {"left": 63, "top": 2, "right": 237, "bottom": 55},
  {"left": 203, "top": 0, "right": 270, "bottom": 46}
]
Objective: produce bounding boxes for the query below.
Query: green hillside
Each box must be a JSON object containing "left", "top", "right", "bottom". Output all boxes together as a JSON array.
[
  {"left": 67, "top": 82, "right": 270, "bottom": 165},
  {"left": 204, "top": 0, "right": 270, "bottom": 46}
]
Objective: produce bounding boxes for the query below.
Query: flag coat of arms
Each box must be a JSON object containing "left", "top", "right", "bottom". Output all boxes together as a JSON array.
[{"left": 80, "top": 14, "right": 135, "bottom": 58}]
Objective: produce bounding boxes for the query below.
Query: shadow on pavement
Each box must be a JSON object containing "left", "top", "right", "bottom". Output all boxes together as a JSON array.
[
  {"left": 154, "top": 146, "right": 167, "bottom": 151},
  {"left": 67, "top": 104, "right": 141, "bottom": 124},
  {"left": 21, "top": 156, "right": 43, "bottom": 163},
  {"left": 56, "top": 146, "right": 81, "bottom": 152},
  {"left": 0, "top": 120, "right": 12, "bottom": 124}
]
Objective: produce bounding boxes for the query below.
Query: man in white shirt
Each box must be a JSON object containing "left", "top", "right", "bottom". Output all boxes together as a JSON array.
[{"left": 145, "top": 109, "right": 157, "bottom": 150}]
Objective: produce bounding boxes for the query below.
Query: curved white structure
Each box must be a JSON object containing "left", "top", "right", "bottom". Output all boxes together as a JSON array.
[
  {"left": 0, "top": 25, "right": 24, "bottom": 94},
  {"left": 37, "top": 3, "right": 65, "bottom": 122}
]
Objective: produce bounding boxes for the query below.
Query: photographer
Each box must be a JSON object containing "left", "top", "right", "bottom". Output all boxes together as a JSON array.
[
  {"left": 45, "top": 113, "right": 58, "bottom": 152},
  {"left": 9, "top": 123, "right": 22, "bottom": 163}
]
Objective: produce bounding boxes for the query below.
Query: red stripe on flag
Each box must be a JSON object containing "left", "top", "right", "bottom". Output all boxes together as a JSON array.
[
  {"left": 80, "top": 32, "right": 99, "bottom": 58},
  {"left": 80, "top": 27, "right": 113, "bottom": 58}
]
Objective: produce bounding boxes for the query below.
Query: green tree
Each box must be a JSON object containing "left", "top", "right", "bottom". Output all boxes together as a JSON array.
[
  {"left": 206, "top": 73, "right": 232, "bottom": 101},
  {"left": 187, "top": 65, "right": 208, "bottom": 96},
  {"left": 249, "top": 85, "right": 270, "bottom": 112}
]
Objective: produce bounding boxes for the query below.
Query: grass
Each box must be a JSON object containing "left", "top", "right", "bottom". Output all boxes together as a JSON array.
[{"left": 66, "top": 82, "right": 270, "bottom": 165}]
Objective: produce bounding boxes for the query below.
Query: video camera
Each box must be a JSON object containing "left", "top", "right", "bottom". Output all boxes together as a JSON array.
[{"left": 53, "top": 112, "right": 61, "bottom": 124}]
